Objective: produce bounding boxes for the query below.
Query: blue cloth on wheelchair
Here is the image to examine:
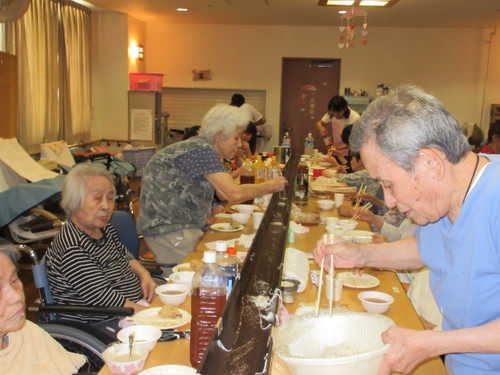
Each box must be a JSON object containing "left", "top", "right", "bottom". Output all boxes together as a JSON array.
[{"left": 0, "top": 175, "right": 64, "bottom": 227}]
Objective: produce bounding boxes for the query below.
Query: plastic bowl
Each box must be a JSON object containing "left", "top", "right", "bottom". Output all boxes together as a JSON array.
[
  {"left": 169, "top": 271, "right": 195, "bottom": 288},
  {"left": 317, "top": 199, "right": 335, "bottom": 211},
  {"left": 326, "top": 225, "right": 346, "bottom": 237},
  {"left": 102, "top": 343, "right": 148, "bottom": 375},
  {"left": 231, "top": 212, "right": 251, "bottom": 225},
  {"left": 338, "top": 219, "right": 358, "bottom": 231},
  {"left": 358, "top": 291, "right": 394, "bottom": 314},
  {"left": 117, "top": 325, "right": 162, "bottom": 352},
  {"left": 155, "top": 283, "right": 190, "bottom": 305},
  {"left": 234, "top": 204, "right": 256, "bottom": 215},
  {"left": 274, "top": 312, "right": 395, "bottom": 375}
]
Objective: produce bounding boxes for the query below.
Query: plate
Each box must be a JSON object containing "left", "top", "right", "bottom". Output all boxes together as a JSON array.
[
  {"left": 139, "top": 365, "right": 196, "bottom": 374},
  {"left": 172, "top": 263, "right": 192, "bottom": 273},
  {"left": 338, "top": 272, "right": 380, "bottom": 289},
  {"left": 131, "top": 307, "right": 191, "bottom": 329},
  {"left": 343, "top": 230, "right": 374, "bottom": 243},
  {"left": 210, "top": 222, "right": 243, "bottom": 232}
]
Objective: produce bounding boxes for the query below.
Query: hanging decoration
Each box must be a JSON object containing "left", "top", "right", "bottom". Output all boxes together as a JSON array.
[{"left": 338, "top": 7, "right": 368, "bottom": 50}]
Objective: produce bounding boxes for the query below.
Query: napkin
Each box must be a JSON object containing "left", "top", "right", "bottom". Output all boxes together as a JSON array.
[
  {"left": 205, "top": 239, "right": 236, "bottom": 250},
  {"left": 237, "top": 233, "right": 255, "bottom": 248},
  {"left": 289, "top": 221, "right": 309, "bottom": 234},
  {"left": 283, "top": 247, "right": 309, "bottom": 293}
]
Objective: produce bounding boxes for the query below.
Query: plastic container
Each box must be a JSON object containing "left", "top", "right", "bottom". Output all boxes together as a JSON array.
[
  {"left": 190, "top": 251, "right": 227, "bottom": 368},
  {"left": 240, "top": 159, "right": 255, "bottom": 204},
  {"left": 294, "top": 157, "right": 309, "bottom": 205},
  {"left": 304, "top": 133, "right": 315, "bottom": 156},
  {"left": 267, "top": 157, "right": 281, "bottom": 180},
  {"left": 254, "top": 155, "right": 267, "bottom": 184},
  {"left": 215, "top": 244, "right": 238, "bottom": 298}
]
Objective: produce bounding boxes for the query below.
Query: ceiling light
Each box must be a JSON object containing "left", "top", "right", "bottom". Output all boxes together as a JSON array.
[
  {"left": 176, "top": 8, "right": 188, "bottom": 12},
  {"left": 327, "top": 1, "right": 354, "bottom": 5},
  {"left": 359, "top": 1, "right": 388, "bottom": 6}
]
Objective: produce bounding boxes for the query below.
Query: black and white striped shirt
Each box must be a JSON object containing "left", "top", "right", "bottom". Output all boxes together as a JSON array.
[{"left": 46, "top": 220, "right": 142, "bottom": 322}]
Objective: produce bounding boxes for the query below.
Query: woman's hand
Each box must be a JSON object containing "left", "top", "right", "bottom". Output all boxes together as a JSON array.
[
  {"left": 268, "top": 176, "right": 287, "bottom": 192},
  {"left": 140, "top": 274, "right": 157, "bottom": 303}
]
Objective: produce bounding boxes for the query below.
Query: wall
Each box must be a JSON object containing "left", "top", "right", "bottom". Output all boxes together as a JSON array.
[
  {"left": 90, "top": 19, "right": 500, "bottom": 151},
  {"left": 142, "top": 23, "right": 499, "bottom": 151},
  {"left": 90, "top": 12, "right": 129, "bottom": 140}
]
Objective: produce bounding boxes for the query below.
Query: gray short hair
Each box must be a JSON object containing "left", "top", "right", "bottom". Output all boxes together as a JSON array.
[
  {"left": 0, "top": 240, "right": 20, "bottom": 269},
  {"left": 61, "top": 163, "right": 115, "bottom": 218},
  {"left": 350, "top": 85, "right": 469, "bottom": 172},
  {"left": 198, "top": 104, "right": 247, "bottom": 145}
]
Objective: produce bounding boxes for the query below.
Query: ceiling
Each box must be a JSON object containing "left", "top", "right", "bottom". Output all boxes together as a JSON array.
[{"left": 82, "top": 0, "right": 500, "bottom": 29}]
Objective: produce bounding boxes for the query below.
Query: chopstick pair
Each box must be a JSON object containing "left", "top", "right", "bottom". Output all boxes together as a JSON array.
[
  {"left": 316, "top": 234, "right": 335, "bottom": 317},
  {"left": 350, "top": 202, "right": 373, "bottom": 221},
  {"left": 354, "top": 184, "right": 366, "bottom": 209}
]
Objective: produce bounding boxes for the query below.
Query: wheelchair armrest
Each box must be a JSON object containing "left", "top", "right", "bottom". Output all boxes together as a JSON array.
[{"left": 29, "top": 304, "right": 134, "bottom": 317}]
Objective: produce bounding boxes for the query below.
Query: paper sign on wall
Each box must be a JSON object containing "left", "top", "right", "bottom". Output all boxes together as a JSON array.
[{"left": 130, "top": 109, "right": 153, "bottom": 141}]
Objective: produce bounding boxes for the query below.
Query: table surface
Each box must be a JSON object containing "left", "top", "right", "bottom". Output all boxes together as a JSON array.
[{"left": 98, "top": 197, "right": 447, "bottom": 375}]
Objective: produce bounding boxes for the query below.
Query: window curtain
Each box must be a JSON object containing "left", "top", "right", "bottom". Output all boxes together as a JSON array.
[
  {"left": 60, "top": 2, "right": 90, "bottom": 143},
  {"left": 6, "top": 0, "right": 90, "bottom": 153}
]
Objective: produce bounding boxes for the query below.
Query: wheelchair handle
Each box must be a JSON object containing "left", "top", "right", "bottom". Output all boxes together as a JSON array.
[{"left": 29, "top": 304, "right": 134, "bottom": 317}]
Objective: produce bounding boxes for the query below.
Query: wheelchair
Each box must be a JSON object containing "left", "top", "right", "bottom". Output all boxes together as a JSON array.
[{"left": 20, "top": 244, "right": 134, "bottom": 374}]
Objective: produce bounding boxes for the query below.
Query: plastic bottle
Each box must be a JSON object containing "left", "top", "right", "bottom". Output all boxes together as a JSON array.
[
  {"left": 267, "top": 157, "right": 281, "bottom": 180},
  {"left": 254, "top": 155, "right": 267, "bottom": 184},
  {"left": 294, "top": 157, "right": 309, "bottom": 205},
  {"left": 282, "top": 132, "right": 291, "bottom": 162},
  {"left": 190, "top": 250, "right": 227, "bottom": 368},
  {"left": 215, "top": 244, "right": 239, "bottom": 299},
  {"left": 240, "top": 159, "right": 255, "bottom": 185},
  {"left": 304, "top": 133, "right": 315, "bottom": 156}
]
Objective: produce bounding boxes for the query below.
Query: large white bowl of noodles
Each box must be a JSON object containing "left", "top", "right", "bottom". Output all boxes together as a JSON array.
[{"left": 274, "top": 311, "right": 395, "bottom": 375}]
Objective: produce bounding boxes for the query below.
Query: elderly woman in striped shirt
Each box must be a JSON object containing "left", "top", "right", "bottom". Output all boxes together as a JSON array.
[{"left": 46, "top": 163, "right": 156, "bottom": 335}]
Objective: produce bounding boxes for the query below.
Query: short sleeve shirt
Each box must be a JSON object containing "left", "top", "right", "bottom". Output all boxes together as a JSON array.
[{"left": 138, "top": 136, "right": 226, "bottom": 236}]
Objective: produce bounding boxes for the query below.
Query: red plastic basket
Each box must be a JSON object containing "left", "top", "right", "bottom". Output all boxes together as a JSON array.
[{"left": 129, "top": 73, "right": 164, "bottom": 92}]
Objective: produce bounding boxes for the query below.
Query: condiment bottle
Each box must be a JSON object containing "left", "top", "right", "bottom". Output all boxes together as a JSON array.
[
  {"left": 294, "top": 157, "right": 309, "bottom": 205},
  {"left": 267, "top": 156, "right": 281, "bottom": 180},
  {"left": 190, "top": 251, "right": 227, "bottom": 368},
  {"left": 240, "top": 158, "right": 255, "bottom": 204}
]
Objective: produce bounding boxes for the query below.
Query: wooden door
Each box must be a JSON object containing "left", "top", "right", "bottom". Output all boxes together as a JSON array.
[
  {"left": 279, "top": 58, "right": 341, "bottom": 154},
  {"left": 0, "top": 52, "right": 17, "bottom": 139}
]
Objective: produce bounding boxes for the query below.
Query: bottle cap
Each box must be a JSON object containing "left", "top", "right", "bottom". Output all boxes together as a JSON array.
[
  {"left": 215, "top": 240, "right": 227, "bottom": 252},
  {"left": 203, "top": 250, "right": 216, "bottom": 263},
  {"left": 227, "top": 247, "right": 237, "bottom": 256}
]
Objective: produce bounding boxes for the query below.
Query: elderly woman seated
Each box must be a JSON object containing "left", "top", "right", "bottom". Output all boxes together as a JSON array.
[
  {"left": 0, "top": 242, "right": 86, "bottom": 374},
  {"left": 46, "top": 163, "right": 156, "bottom": 335}
]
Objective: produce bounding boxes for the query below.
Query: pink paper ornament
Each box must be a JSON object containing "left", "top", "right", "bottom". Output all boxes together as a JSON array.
[
  {"left": 362, "top": 39, "right": 368, "bottom": 45},
  {"left": 362, "top": 30, "right": 368, "bottom": 37}
]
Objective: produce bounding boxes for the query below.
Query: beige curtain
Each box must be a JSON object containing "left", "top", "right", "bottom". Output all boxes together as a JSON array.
[
  {"left": 6, "top": 0, "right": 90, "bottom": 153},
  {"left": 6, "top": 0, "right": 60, "bottom": 153},
  {"left": 61, "top": 3, "right": 90, "bottom": 143}
]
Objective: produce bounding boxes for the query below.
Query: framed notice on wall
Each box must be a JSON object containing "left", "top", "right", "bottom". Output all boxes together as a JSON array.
[{"left": 130, "top": 108, "right": 153, "bottom": 141}]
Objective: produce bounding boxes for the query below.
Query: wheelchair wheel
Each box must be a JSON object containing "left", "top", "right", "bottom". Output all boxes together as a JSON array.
[{"left": 39, "top": 322, "right": 109, "bottom": 374}]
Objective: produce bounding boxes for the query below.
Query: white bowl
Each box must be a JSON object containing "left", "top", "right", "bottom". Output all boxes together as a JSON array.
[
  {"left": 233, "top": 204, "right": 256, "bottom": 215},
  {"left": 326, "top": 225, "right": 346, "bottom": 237},
  {"left": 102, "top": 343, "right": 148, "bottom": 375},
  {"left": 274, "top": 312, "right": 395, "bottom": 375},
  {"left": 358, "top": 291, "right": 395, "bottom": 314},
  {"left": 338, "top": 219, "right": 358, "bottom": 230},
  {"left": 155, "top": 283, "right": 190, "bottom": 305},
  {"left": 117, "top": 325, "right": 162, "bottom": 352},
  {"left": 317, "top": 199, "right": 335, "bottom": 211},
  {"left": 231, "top": 212, "right": 251, "bottom": 225},
  {"left": 169, "top": 271, "right": 195, "bottom": 288}
]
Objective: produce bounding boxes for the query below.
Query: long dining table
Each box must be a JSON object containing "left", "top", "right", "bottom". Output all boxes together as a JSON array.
[{"left": 98, "top": 196, "right": 447, "bottom": 375}]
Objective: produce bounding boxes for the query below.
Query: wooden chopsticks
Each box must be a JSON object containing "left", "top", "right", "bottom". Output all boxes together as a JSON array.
[
  {"left": 354, "top": 184, "right": 367, "bottom": 209},
  {"left": 316, "top": 234, "right": 335, "bottom": 317},
  {"left": 350, "top": 202, "right": 373, "bottom": 221}
]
